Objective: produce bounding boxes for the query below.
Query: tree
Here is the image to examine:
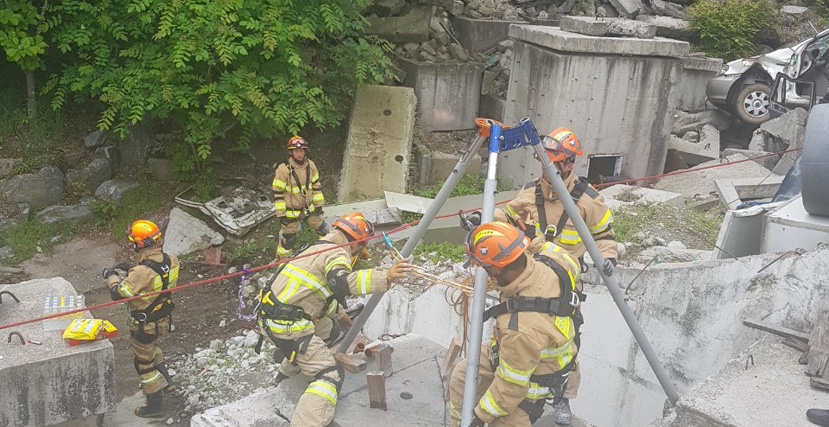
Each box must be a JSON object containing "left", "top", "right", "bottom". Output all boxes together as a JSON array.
[
  {"left": 45, "top": 0, "right": 393, "bottom": 177},
  {"left": 0, "top": 0, "right": 48, "bottom": 122}
]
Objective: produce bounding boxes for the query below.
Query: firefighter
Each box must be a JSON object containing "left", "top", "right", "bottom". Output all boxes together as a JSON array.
[
  {"left": 448, "top": 222, "right": 582, "bottom": 427},
  {"left": 257, "top": 211, "right": 412, "bottom": 427},
  {"left": 273, "top": 135, "right": 328, "bottom": 259},
  {"left": 489, "top": 127, "right": 616, "bottom": 425},
  {"left": 103, "top": 219, "right": 180, "bottom": 417}
]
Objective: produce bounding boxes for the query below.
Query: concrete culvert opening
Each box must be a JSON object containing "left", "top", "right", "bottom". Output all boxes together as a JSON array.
[{"left": 587, "top": 155, "right": 622, "bottom": 183}]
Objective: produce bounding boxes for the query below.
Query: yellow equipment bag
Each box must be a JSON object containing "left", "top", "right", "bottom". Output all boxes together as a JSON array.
[{"left": 62, "top": 319, "right": 104, "bottom": 341}]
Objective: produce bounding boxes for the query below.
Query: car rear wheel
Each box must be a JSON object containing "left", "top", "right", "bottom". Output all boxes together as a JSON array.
[{"left": 734, "top": 83, "right": 772, "bottom": 125}]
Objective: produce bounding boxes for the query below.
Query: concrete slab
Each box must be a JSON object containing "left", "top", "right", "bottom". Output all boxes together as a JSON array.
[
  {"left": 324, "top": 200, "right": 402, "bottom": 227},
  {"left": 763, "top": 195, "right": 829, "bottom": 253},
  {"left": 0, "top": 278, "right": 115, "bottom": 427},
  {"left": 560, "top": 16, "right": 657, "bottom": 39},
  {"left": 163, "top": 207, "right": 225, "bottom": 257},
  {"left": 337, "top": 85, "right": 416, "bottom": 203},
  {"left": 674, "top": 337, "right": 824, "bottom": 427},
  {"left": 722, "top": 148, "right": 778, "bottom": 171},
  {"left": 508, "top": 24, "right": 690, "bottom": 57},
  {"left": 669, "top": 124, "right": 719, "bottom": 166},
  {"left": 654, "top": 154, "right": 778, "bottom": 200},
  {"left": 714, "top": 175, "right": 785, "bottom": 210},
  {"left": 399, "top": 59, "right": 483, "bottom": 132},
  {"left": 450, "top": 16, "right": 527, "bottom": 53},
  {"left": 599, "top": 184, "right": 684, "bottom": 210},
  {"left": 365, "top": 6, "right": 432, "bottom": 44},
  {"left": 636, "top": 15, "right": 695, "bottom": 39},
  {"left": 414, "top": 149, "right": 483, "bottom": 187}
]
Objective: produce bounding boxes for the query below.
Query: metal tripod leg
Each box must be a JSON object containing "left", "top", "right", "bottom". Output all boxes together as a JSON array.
[
  {"left": 531, "top": 143, "right": 680, "bottom": 405},
  {"left": 337, "top": 134, "right": 487, "bottom": 354}
]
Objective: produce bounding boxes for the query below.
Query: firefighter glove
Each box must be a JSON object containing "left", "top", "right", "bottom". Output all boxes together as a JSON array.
[
  {"left": 102, "top": 268, "right": 119, "bottom": 280},
  {"left": 602, "top": 258, "right": 616, "bottom": 276},
  {"left": 113, "top": 261, "right": 131, "bottom": 271},
  {"left": 386, "top": 258, "right": 413, "bottom": 283},
  {"left": 460, "top": 211, "right": 482, "bottom": 231},
  {"left": 468, "top": 416, "right": 486, "bottom": 427}
]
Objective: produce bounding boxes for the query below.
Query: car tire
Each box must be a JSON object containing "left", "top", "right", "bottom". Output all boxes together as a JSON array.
[{"left": 734, "top": 83, "right": 772, "bottom": 125}]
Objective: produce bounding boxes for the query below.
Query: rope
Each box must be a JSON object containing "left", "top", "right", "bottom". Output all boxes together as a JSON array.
[{"left": 1, "top": 146, "right": 800, "bottom": 330}]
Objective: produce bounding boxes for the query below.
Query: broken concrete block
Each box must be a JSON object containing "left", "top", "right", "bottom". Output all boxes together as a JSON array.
[
  {"left": 655, "top": 154, "right": 774, "bottom": 199},
  {"left": 447, "top": 0, "right": 464, "bottom": 16},
  {"left": 599, "top": 184, "right": 684, "bottom": 210},
  {"left": 668, "top": 124, "right": 719, "bottom": 166},
  {"left": 672, "top": 108, "right": 732, "bottom": 135},
  {"left": 448, "top": 43, "right": 469, "bottom": 62},
  {"left": 560, "top": 16, "right": 656, "bottom": 38},
  {"left": 398, "top": 58, "right": 483, "bottom": 131},
  {"left": 366, "top": 6, "right": 432, "bottom": 44},
  {"left": 163, "top": 207, "right": 225, "bottom": 256},
  {"left": 759, "top": 107, "right": 808, "bottom": 148},
  {"left": 748, "top": 128, "right": 773, "bottom": 152},
  {"left": 635, "top": 15, "right": 694, "bottom": 39},
  {"left": 338, "top": 86, "right": 416, "bottom": 203},
  {"left": 450, "top": 16, "right": 527, "bottom": 53},
  {"left": 607, "top": 0, "right": 643, "bottom": 17},
  {"left": 371, "top": 0, "right": 404, "bottom": 17},
  {"left": 722, "top": 148, "right": 778, "bottom": 171}
]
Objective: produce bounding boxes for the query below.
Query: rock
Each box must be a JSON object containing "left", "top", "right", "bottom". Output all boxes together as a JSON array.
[
  {"left": 148, "top": 158, "right": 174, "bottom": 182},
  {"left": 748, "top": 129, "right": 772, "bottom": 152},
  {"left": 372, "top": 0, "right": 404, "bottom": 17},
  {"left": 244, "top": 330, "right": 259, "bottom": 347},
  {"left": 36, "top": 204, "right": 92, "bottom": 224},
  {"left": 447, "top": 0, "right": 464, "bottom": 16},
  {"left": 95, "top": 146, "right": 121, "bottom": 169},
  {"left": 403, "top": 42, "right": 420, "bottom": 57},
  {"left": 496, "top": 40, "right": 514, "bottom": 53},
  {"left": 18, "top": 203, "right": 30, "bottom": 217},
  {"left": 607, "top": 0, "right": 643, "bottom": 17},
  {"left": 163, "top": 207, "right": 225, "bottom": 257},
  {"left": 672, "top": 109, "right": 731, "bottom": 135},
  {"left": 538, "top": 11, "right": 549, "bottom": 19},
  {"left": 0, "top": 246, "right": 13, "bottom": 261},
  {"left": 0, "top": 166, "right": 64, "bottom": 209},
  {"left": 666, "top": 240, "right": 686, "bottom": 250},
  {"left": 366, "top": 6, "right": 432, "bottom": 44},
  {"left": 420, "top": 41, "right": 437, "bottom": 56},
  {"left": 648, "top": 0, "right": 688, "bottom": 20},
  {"left": 759, "top": 107, "right": 808, "bottom": 148},
  {"left": 65, "top": 157, "right": 112, "bottom": 193},
  {"left": 0, "top": 158, "right": 20, "bottom": 178},
  {"left": 418, "top": 50, "right": 436, "bottom": 62},
  {"left": 83, "top": 130, "right": 111, "bottom": 150},
  {"left": 560, "top": 16, "right": 656, "bottom": 38},
  {"left": 681, "top": 131, "right": 699, "bottom": 143},
  {"left": 559, "top": 0, "right": 577, "bottom": 13},
  {"left": 95, "top": 179, "right": 139, "bottom": 202},
  {"left": 781, "top": 5, "right": 808, "bottom": 15},
  {"left": 448, "top": 43, "right": 469, "bottom": 62},
  {"left": 210, "top": 339, "right": 223, "bottom": 352},
  {"left": 635, "top": 15, "right": 694, "bottom": 39},
  {"left": 722, "top": 148, "right": 778, "bottom": 171},
  {"left": 118, "top": 125, "right": 153, "bottom": 165}
]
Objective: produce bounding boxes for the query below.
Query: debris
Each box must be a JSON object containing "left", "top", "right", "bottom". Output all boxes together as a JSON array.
[
  {"left": 163, "top": 207, "right": 225, "bottom": 257},
  {"left": 440, "top": 337, "right": 462, "bottom": 380},
  {"left": 365, "top": 6, "right": 432, "bottom": 43},
  {"left": 807, "top": 308, "right": 829, "bottom": 378},
  {"left": 672, "top": 109, "right": 732, "bottom": 136},
  {"left": 607, "top": 0, "right": 643, "bottom": 17},
  {"left": 175, "top": 184, "right": 274, "bottom": 236},
  {"left": 560, "top": 15, "right": 656, "bottom": 38},
  {"left": 635, "top": 15, "right": 694, "bottom": 39},
  {"left": 654, "top": 154, "right": 777, "bottom": 200},
  {"left": 367, "top": 372, "right": 388, "bottom": 411},
  {"left": 334, "top": 352, "right": 368, "bottom": 374},
  {"left": 742, "top": 318, "right": 810, "bottom": 342},
  {"left": 376, "top": 344, "right": 394, "bottom": 377}
]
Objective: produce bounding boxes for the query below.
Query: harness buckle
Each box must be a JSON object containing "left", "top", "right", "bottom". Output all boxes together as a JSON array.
[
  {"left": 569, "top": 292, "right": 581, "bottom": 309},
  {"left": 133, "top": 312, "right": 148, "bottom": 324},
  {"left": 506, "top": 298, "right": 517, "bottom": 313}
]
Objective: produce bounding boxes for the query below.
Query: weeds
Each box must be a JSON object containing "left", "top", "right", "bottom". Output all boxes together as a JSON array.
[
  {"left": 412, "top": 241, "right": 466, "bottom": 263},
  {"left": 0, "top": 218, "right": 77, "bottom": 263},
  {"left": 230, "top": 239, "right": 271, "bottom": 262},
  {"left": 102, "top": 183, "right": 164, "bottom": 240},
  {"left": 612, "top": 203, "right": 724, "bottom": 250}
]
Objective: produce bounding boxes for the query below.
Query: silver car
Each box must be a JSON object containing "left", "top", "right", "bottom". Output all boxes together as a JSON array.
[{"left": 706, "top": 27, "right": 829, "bottom": 124}]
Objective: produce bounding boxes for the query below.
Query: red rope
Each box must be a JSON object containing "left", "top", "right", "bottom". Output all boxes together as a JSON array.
[{"left": 2, "top": 146, "right": 798, "bottom": 330}]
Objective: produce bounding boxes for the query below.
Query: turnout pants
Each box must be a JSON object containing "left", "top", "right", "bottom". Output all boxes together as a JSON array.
[
  {"left": 277, "top": 213, "right": 326, "bottom": 257},
  {"left": 271, "top": 334, "right": 341, "bottom": 427},
  {"left": 448, "top": 345, "right": 534, "bottom": 427},
  {"left": 129, "top": 318, "right": 169, "bottom": 395},
  {"left": 564, "top": 361, "right": 580, "bottom": 399}
]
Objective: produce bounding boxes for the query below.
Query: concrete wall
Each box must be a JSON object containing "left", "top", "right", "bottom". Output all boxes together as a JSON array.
[
  {"left": 676, "top": 56, "right": 723, "bottom": 111},
  {"left": 399, "top": 59, "right": 483, "bottom": 131},
  {"left": 338, "top": 85, "right": 416, "bottom": 203},
  {"left": 499, "top": 25, "right": 687, "bottom": 188},
  {"left": 451, "top": 17, "right": 527, "bottom": 53}
]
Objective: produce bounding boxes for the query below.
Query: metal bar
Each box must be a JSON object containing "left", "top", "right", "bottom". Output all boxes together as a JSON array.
[
  {"left": 460, "top": 124, "right": 502, "bottom": 426},
  {"left": 531, "top": 143, "right": 680, "bottom": 404},
  {"left": 337, "top": 135, "right": 487, "bottom": 354}
]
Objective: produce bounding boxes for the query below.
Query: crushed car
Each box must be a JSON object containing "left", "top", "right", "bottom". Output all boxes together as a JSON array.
[{"left": 706, "top": 27, "right": 829, "bottom": 124}]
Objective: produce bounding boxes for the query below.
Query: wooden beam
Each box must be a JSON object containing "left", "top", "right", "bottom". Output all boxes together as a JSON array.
[
  {"left": 782, "top": 337, "right": 809, "bottom": 353},
  {"left": 334, "top": 353, "right": 367, "bottom": 374},
  {"left": 811, "top": 376, "right": 829, "bottom": 391},
  {"left": 742, "top": 318, "right": 810, "bottom": 342},
  {"left": 376, "top": 344, "right": 394, "bottom": 378},
  {"left": 807, "top": 309, "right": 829, "bottom": 378},
  {"left": 441, "top": 337, "right": 462, "bottom": 380},
  {"left": 367, "top": 372, "right": 387, "bottom": 411}
]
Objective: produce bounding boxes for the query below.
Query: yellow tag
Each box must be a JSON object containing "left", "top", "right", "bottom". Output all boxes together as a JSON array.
[{"left": 554, "top": 316, "right": 571, "bottom": 338}]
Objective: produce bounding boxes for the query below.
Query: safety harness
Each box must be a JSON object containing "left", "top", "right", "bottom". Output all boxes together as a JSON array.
[
  {"left": 130, "top": 254, "right": 175, "bottom": 325},
  {"left": 288, "top": 162, "right": 313, "bottom": 217},
  {"left": 484, "top": 253, "right": 585, "bottom": 423},
  {"left": 534, "top": 176, "right": 594, "bottom": 241}
]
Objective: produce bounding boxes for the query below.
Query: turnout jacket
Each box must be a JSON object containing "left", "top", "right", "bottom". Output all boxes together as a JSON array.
[
  {"left": 108, "top": 247, "right": 180, "bottom": 313},
  {"left": 260, "top": 229, "right": 389, "bottom": 340},
  {"left": 475, "top": 247, "right": 581, "bottom": 423},
  {"left": 272, "top": 157, "right": 324, "bottom": 219},
  {"left": 494, "top": 172, "right": 617, "bottom": 261}
]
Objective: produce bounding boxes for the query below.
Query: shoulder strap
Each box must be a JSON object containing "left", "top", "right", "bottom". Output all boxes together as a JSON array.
[
  {"left": 553, "top": 177, "right": 589, "bottom": 238},
  {"left": 535, "top": 182, "right": 547, "bottom": 233},
  {"left": 140, "top": 253, "right": 171, "bottom": 290},
  {"left": 289, "top": 164, "right": 308, "bottom": 196},
  {"left": 305, "top": 164, "right": 311, "bottom": 191}
]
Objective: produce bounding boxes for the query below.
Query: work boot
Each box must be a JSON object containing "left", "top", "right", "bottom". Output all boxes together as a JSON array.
[
  {"left": 553, "top": 397, "right": 572, "bottom": 426},
  {"left": 134, "top": 391, "right": 163, "bottom": 418},
  {"left": 155, "top": 362, "right": 176, "bottom": 393},
  {"left": 807, "top": 409, "right": 829, "bottom": 426}
]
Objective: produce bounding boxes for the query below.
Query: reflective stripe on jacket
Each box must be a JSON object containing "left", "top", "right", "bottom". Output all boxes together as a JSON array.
[{"left": 273, "top": 158, "right": 324, "bottom": 217}]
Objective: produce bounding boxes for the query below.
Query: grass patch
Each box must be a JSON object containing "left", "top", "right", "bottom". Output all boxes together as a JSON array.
[
  {"left": 400, "top": 175, "right": 502, "bottom": 224},
  {"left": 612, "top": 203, "right": 724, "bottom": 250},
  {"left": 412, "top": 241, "right": 466, "bottom": 263},
  {"left": 104, "top": 183, "right": 165, "bottom": 240},
  {"left": 0, "top": 217, "right": 78, "bottom": 263}
]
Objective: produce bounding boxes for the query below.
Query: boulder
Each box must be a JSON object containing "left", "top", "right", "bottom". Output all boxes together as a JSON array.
[
  {"left": 148, "top": 158, "right": 175, "bottom": 182},
  {"left": 0, "top": 166, "right": 64, "bottom": 209},
  {"left": 118, "top": 125, "right": 152, "bottom": 165},
  {"left": 635, "top": 15, "right": 694, "bottom": 39},
  {"left": 607, "top": 0, "right": 643, "bottom": 17},
  {"left": 36, "top": 202, "right": 92, "bottom": 225},
  {"left": 781, "top": 5, "right": 808, "bottom": 16},
  {"left": 95, "top": 146, "right": 121, "bottom": 169},
  {"left": 0, "top": 158, "right": 20, "bottom": 178},
  {"left": 65, "top": 157, "right": 112, "bottom": 193},
  {"left": 83, "top": 130, "right": 111, "bottom": 150},
  {"left": 560, "top": 16, "right": 656, "bottom": 38},
  {"left": 163, "top": 207, "right": 225, "bottom": 257},
  {"left": 95, "top": 179, "right": 139, "bottom": 202}
]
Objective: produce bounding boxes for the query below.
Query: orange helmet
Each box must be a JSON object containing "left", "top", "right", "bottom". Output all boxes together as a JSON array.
[
  {"left": 333, "top": 212, "right": 375, "bottom": 241},
  {"left": 287, "top": 136, "right": 308, "bottom": 150},
  {"left": 128, "top": 220, "right": 162, "bottom": 250},
  {"left": 543, "top": 127, "right": 583, "bottom": 163},
  {"left": 465, "top": 222, "right": 529, "bottom": 268}
]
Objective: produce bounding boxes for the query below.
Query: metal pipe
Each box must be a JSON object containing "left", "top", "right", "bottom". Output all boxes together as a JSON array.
[
  {"left": 531, "top": 143, "right": 680, "bottom": 404},
  {"left": 337, "top": 135, "right": 487, "bottom": 354},
  {"left": 460, "top": 125, "right": 501, "bottom": 426}
]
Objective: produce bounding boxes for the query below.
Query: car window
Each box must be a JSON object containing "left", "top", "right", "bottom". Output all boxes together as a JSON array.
[{"left": 807, "top": 34, "right": 829, "bottom": 59}]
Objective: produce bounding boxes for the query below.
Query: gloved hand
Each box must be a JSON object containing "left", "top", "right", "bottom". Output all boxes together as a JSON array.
[
  {"left": 460, "top": 211, "right": 482, "bottom": 231},
  {"left": 516, "top": 218, "right": 537, "bottom": 241},
  {"left": 386, "top": 258, "right": 414, "bottom": 283},
  {"left": 602, "top": 258, "right": 616, "bottom": 276},
  {"left": 315, "top": 207, "right": 324, "bottom": 216},
  {"left": 113, "top": 261, "right": 131, "bottom": 272},
  {"left": 102, "top": 268, "right": 119, "bottom": 280},
  {"left": 275, "top": 371, "right": 289, "bottom": 387},
  {"left": 468, "top": 415, "right": 486, "bottom": 427}
]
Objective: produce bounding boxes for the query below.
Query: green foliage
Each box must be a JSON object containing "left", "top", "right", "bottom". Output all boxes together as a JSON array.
[
  {"left": 0, "top": 218, "right": 75, "bottom": 263},
  {"left": 0, "top": 1, "right": 48, "bottom": 72},
  {"left": 44, "top": 0, "right": 394, "bottom": 178},
  {"left": 612, "top": 203, "right": 723, "bottom": 249},
  {"left": 412, "top": 241, "right": 466, "bottom": 263},
  {"left": 89, "top": 200, "right": 117, "bottom": 226},
  {"left": 102, "top": 183, "right": 164, "bottom": 240},
  {"left": 416, "top": 175, "right": 489, "bottom": 199},
  {"left": 689, "top": 0, "right": 776, "bottom": 61},
  {"left": 230, "top": 239, "right": 270, "bottom": 262}
]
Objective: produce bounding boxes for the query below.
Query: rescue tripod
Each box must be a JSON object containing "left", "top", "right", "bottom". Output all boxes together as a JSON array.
[{"left": 338, "top": 118, "right": 680, "bottom": 425}]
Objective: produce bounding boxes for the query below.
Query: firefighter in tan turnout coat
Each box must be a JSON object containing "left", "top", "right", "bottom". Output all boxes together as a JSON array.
[
  {"left": 273, "top": 135, "right": 328, "bottom": 259},
  {"left": 257, "top": 212, "right": 412, "bottom": 426},
  {"left": 449, "top": 222, "right": 582, "bottom": 427},
  {"left": 103, "top": 219, "right": 180, "bottom": 418}
]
